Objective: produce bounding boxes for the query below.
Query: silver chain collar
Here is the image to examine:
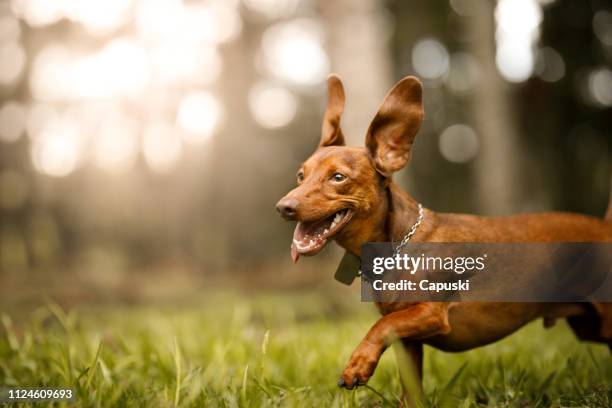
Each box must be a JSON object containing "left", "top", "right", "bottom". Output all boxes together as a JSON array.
[
  {"left": 356, "top": 203, "right": 424, "bottom": 279},
  {"left": 393, "top": 203, "right": 424, "bottom": 255}
]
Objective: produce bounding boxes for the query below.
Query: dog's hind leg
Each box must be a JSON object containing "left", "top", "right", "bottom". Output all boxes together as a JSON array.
[{"left": 567, "top": 303, "right": 612, "bottom": 346}]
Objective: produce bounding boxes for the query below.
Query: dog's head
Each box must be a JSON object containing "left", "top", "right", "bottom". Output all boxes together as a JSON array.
[{"left": 276, "top": 74, "right": 424, "bottom": 261}]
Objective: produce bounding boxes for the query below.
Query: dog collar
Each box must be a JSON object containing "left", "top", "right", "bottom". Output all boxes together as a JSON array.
[{"left": 334, "top": 203, "right": 425, "bottom": 285}]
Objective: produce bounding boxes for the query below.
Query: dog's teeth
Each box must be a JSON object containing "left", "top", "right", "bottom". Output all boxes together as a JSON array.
[
  {"left": 323, "top": 228, "right": 329, "bottom": 234},
  {"left": 309, "top": 239, "right": 314, "bottom": 245}
]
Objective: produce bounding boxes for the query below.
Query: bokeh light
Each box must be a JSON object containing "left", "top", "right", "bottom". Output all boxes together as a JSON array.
[
  {"left": 243, "top": 0, "right": 300, "bottom": 19},
  {"left": 248, "top": 82, "right": 298, "bottom": 129},
  {"left": 495, "top": 0, "right": 542, "bottom": 83},
  {"left": 593, "top": 10, "right": 612, "bottom": 47},
  {"left": 7, "top": 0, "right": 246, "bottom": 178},
  {"left": 411, "top": 38, "right": 449, "bottom": 80},
  {"left": 90, "top": 38, "right": 151, "bottom": 97},
  {"left": 587, "top": 67, "right": 612, "bottom": 107},
  {"left": 136, "top": 0, "right": 241, "bottom": 45},
  {"left": 63, "top": 0, "right": 132, "bottom": 36},
  {"left": 176, "top": 91, "right": 222, "bottom": 144},
  {"left": 31, "top": 116, "right": 82, "bottom": 177},
  {"left": 153, "top": 42, "right": 222, "bottom": 85},
  {"left": 438, "top": 124, "right": 479, "bottom": 163},
  {"left": 26, "top": 103, "right": 57, "bottom": 140},
  {"left": 535, "top": 47, "right": 565, "bottom": 83},
  {"left": 449, "top": 0, "right": 479, "bottom": 17},
  {"left": 135, "top": 0, "right": 183, "bottom": 41},
  {"left": 93, "top": 114, "right": 140, "bottom": 174},
  {"left": 29, "top": 44, "right": 72, "bottom": 100},
  {"left": 142, "top": 121, "right": 183, "bottom": 173},
  {"left": 261, "top": 19, "right": 329, "bottom": 86},
  {"left": 31, "top": 39, "right": 151, "bottom": 101},
  {"left": 10, "top": 0, "right": 64, "bottom": 27}
]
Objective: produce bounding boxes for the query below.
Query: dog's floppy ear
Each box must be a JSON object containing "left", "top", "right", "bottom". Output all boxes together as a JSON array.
[
  {"left": 365, "top": 76, "right": 424, "bottom": 176},
  {"left": 319, "top": 74, "right": 345, "bottom": 147}
]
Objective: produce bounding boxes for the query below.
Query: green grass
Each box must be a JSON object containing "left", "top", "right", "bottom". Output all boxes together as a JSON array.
[{"left": 1, "top": 293, "right": 610, "bottom": 407}]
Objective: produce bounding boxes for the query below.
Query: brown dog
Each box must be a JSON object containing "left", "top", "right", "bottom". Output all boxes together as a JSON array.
[{"left": 276, "top": 74, "right": 612, "bottom": 400}]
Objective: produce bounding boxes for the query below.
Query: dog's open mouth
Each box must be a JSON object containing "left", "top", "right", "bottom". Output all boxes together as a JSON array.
[{"left": 291, "top": 209, "right": 353, "bottom": 262}]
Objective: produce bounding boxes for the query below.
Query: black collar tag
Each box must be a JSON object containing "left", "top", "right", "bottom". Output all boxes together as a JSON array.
[{"left": 334, "top": 251, "right": 361, "bottom": 285}]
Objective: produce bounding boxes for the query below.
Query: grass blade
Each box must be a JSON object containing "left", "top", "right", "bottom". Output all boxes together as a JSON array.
[
  {"left": 442, "top": 362, "right": 468, "bottom": 396},
  {"left": 438, "top": 362, "right": 468, "bottom": 407},
  {"left": 173, "top": 338, "right": 182, "bottom": 407},
  {"left": 362, "top": 384, "right": 395, "bottom": 407},
  {"left": 241, "top": 364, "right": 249, "bottom": 406}
]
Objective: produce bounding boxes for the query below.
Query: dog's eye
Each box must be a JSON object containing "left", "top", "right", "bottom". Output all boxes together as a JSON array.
[
  {"left": 296, "top": 172, "right": 304, "bottom": 183},
  {"left": 331, "top": 172, "right": 347, "bottom": 183}
]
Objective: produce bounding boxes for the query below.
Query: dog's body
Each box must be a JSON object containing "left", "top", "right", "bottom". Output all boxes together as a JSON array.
[{"left": 276, "top": 74, "right": 612, "bottom": 401}]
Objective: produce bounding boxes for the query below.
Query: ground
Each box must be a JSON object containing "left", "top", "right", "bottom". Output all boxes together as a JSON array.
[{"left": 0, "top": 293, "right": 610, "bottom": 407}]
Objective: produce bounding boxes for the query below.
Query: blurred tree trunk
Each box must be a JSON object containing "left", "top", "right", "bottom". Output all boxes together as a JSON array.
[
  {"left": 464, "top": 1, "right": 522, "bottom": 215},
  {"left": 320, "top": 0, "right": 393, "bottom": 146}
]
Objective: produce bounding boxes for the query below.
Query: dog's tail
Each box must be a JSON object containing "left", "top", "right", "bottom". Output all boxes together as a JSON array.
[{"left": 606, "top": 177, "right": 612, "bottom": 221}]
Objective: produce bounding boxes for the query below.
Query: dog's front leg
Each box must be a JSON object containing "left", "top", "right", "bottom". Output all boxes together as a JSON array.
[{"left": 339, "top": 303, "right": 450, "bottom": 389}]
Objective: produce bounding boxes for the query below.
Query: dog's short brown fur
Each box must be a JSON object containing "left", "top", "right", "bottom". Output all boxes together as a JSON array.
[{"left": 276, "top": 74, "right": 612, "bottom": 400}]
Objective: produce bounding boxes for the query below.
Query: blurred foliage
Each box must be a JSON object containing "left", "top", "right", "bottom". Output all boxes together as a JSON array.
[{"left": 0, "top": 0, "right": 610, "bottom": 302}]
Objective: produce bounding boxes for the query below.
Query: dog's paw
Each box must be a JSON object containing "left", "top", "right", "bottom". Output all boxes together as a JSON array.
[{"left": 338, "top": 342, "right": 381, "bottom": 390}]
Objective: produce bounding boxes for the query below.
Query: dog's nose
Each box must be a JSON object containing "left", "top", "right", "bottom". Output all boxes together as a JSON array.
[{"left": 276, "top": 198, "right": 299, "bottom": 220}]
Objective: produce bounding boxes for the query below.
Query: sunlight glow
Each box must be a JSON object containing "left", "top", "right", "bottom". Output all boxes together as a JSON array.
[
  {"left": 31, "top": 116, "right": 81, "bottom": 177},
  {"left": 495, "top": 0, "right": 542, "bottom": 83},
  {"left": 12, "top": 0, "right": 241, "bottom": 177},
  {"left": 177, "top": 92, "right": 222, "bottom": 144},
  {"left": 63, "top": 0, "right": 132, "bottom": 35},
  {"left": 142, "top": 121, "right": 183, "bottom": 173},
  {"left": 136, "top": 0, "right": 241, "bottom": 45},
  {"left": 31, "top": 39, "right": 151, "bottom": 101},
  {"left": 10, "top": 0, "right": 64, "bottom": 27},
  {"left": 29, "top": 45, "right": 71, "bottom": 100},
  {"left": 153, "top": 42, "right": 222, "bottom": 85},
  {"left": 261, "top": 19, "right": 329, "bottom": 86},
  {"left": 248, "top": 82, "right": 297, "bottom": 129},
  {"left": 93, "top": 115, "right": 140, "bottom": 174},
  {"left": 26, "top": 103, "right": 58, "bottom": 140},
  {"left": 243, "top": 0, "right": 300, "bottom": 19},
  {"left": 93, "top": 38, "right": 151, "bottom": 96}
]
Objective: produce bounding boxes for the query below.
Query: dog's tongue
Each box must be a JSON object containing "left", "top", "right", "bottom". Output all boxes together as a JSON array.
[{"left": 291, "top": 244, "right": 300, "bottom": 263}]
